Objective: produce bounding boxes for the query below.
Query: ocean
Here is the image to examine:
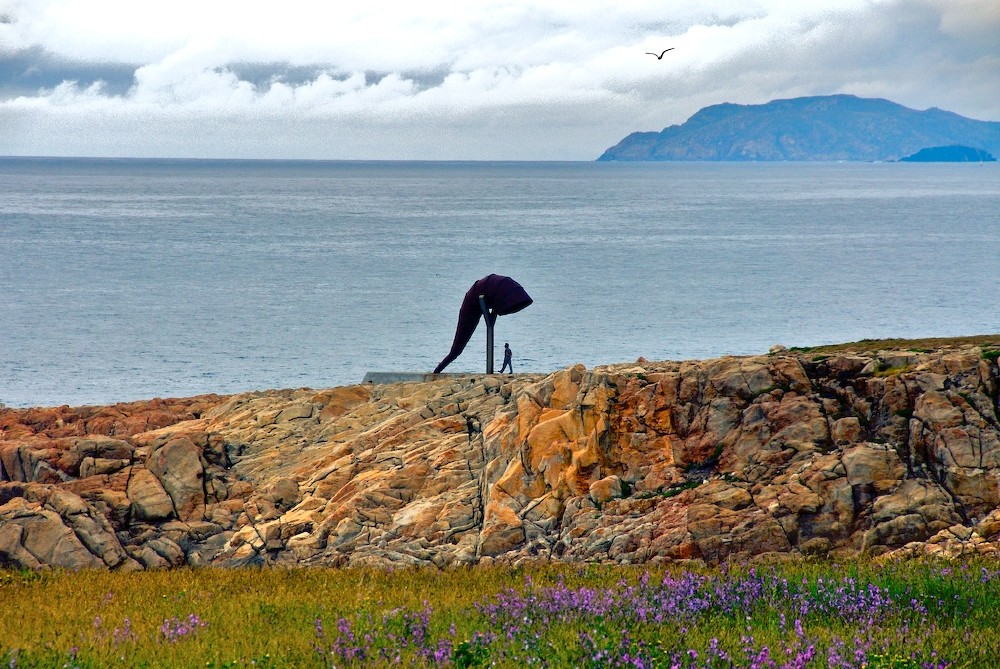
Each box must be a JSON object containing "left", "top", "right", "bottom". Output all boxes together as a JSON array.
[{"left": 1, "top": 157, "right": 998, "bottom": 408}]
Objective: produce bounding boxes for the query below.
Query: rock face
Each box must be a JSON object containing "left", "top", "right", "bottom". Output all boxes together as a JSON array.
[{"left": 2, "top": 347, "right": 1000, "bottom": 569}]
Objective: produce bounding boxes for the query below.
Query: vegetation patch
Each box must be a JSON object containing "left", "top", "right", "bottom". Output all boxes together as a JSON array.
[
  {"left": 873, "top": 363, "right": 914, "bottom": 377},
  {"left": 787, "top": 334, "right": 1000, "bottom": 355},
  {"left": 635, "top": 479, "right": 703, "bottom": 500},
  {"left": 2, "top": 562, "right": 1000, "bottom": 667}
]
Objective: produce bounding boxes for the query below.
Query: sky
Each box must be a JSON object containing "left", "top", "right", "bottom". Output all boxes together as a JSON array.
[{"left": 1, "top": 0, "right": 997, "bottom": 160}]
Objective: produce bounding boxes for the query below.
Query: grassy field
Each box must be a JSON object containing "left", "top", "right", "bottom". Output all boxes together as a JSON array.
[
  {"left": 785, "top": 333, "right": 1000, "bottom": 355},
  {"left": 3, "top": 560, "right": 1000, "bottom": 668}
]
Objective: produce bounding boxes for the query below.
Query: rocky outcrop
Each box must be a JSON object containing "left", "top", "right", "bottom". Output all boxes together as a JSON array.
[{"left": 2, "top": 346, "right": 1000, "bottom": 569}]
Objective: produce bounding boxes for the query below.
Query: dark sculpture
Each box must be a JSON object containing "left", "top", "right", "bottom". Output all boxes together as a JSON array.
[{"left": 433, "top": 274, "right": 532, "bottom": 374}]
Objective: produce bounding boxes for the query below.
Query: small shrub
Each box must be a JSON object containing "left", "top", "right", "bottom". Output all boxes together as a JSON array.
[
  {"left": 452, "top": 639, "right": 490, "bottom": 668},
  {"left": 873, "top": 363, "right": 913, "bottom": 377},
  {"left": 635, "top": 479, "right": 702, "bottom": 500}
]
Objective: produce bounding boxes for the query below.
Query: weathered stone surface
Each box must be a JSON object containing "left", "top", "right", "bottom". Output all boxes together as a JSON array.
[
  {"left": 0, "top": 498, "right": 103, "bottom": 569},
  {"left": 864, "top": 479, "right": 963, "bottom": 552},
  {"left": 842, "top": 443, "right": 905, "bottom": 486},
  {"left": 589, "top": 476, "right": 623, "bottom": 504},
  {"left": 146, "top": 437, "right": 206, "bottom": 521},
  {"left": 262, "top": 477, "right": 301, "bottom": 511},
  {"left": 60, "top": 505, "right": 133, "bottom": 568},
  {"left": 479, "top": 501, "right": 526, "bottom": 557},
  {"left": 0, "top": 522, "right": 41, "bottom": 568},
  {"left": 2, "top": 344, "right": 1000, "bottom": 569},
  {"left": 879, "top": 524, "right": 1000, "bottom": 561},
  {"left": 127, "top": 468, "right": 175, "bottom": 521},
  {"left": 80, "top": 457, "right": 130, "bottom": 478}
]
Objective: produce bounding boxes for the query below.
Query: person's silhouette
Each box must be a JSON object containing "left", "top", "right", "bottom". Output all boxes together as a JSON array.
[{"left": 500, "top": 342, "right": 513, "bottom": 373}]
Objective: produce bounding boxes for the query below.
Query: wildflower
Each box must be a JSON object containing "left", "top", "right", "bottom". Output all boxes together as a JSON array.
[
  {"left": 112, "top": 618, "right": 137, "bottom": 646},
  {"left": 160, "top": 614, "right": 208, "bottom": 642}
]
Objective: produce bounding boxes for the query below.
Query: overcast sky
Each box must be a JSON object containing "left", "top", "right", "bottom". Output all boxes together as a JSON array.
[{"left": 1, "top": 0, "right": 997, "bottom": 160}]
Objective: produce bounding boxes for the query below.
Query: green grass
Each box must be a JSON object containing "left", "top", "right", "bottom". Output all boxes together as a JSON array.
[
  {"left": 873, "top": 363, "right": 915, "bottom": 377},
  {"left": 0, "top": 567, "right": 511, "bottom": 668},
  {"left": 3, "top": 561, "right": 1000, "bottom": 667},
  {"left": 785, "top": 334, "right": 1000, "bottom": 355}
]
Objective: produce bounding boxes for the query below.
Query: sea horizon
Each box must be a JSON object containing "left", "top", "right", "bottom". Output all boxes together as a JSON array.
[
  {"left": 8, "top": 154, "right": 998, "bottom": 163},
  {"left": 3, "top": 159, "right": 998, "bottom": 408}
]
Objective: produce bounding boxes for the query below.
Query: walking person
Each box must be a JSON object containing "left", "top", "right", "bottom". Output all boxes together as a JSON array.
[{"left": 499, "top": 342, "right": 513, "bottom": 373}]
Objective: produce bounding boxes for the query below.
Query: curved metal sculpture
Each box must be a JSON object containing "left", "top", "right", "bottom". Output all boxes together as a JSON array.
[{"left": 433, "top": 274, "right": 532, "bottom": 374}]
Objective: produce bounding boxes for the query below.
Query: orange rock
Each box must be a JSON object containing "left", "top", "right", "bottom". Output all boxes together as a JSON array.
[{"left": 4, "top": 345, "right": 1000, "bottom": 569}]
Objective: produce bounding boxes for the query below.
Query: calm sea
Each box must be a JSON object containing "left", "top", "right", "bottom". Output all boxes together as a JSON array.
[{"left": 1, "top": 157, "right": 998, "bottom": 408}]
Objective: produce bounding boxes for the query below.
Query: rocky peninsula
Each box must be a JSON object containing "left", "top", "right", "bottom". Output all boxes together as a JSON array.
[{"left": 3, "top": 339, "right": 1000, "bottom": 571}]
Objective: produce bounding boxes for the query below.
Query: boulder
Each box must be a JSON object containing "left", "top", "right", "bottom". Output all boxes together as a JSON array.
[
  {"left": 0, "top": 499, "right": 102, "bottom": 569},
  {"left": 146, "top": 437, "right": 206, "bottom": 521},
  {"left": 127, "top": 468, "right": 175, "bottom": 521},
  {"left": 589, "top": 475, "right": 623, "bottom": 504},
  {"left": 479, "top": 502, "right": 525, "bottom": 557},
  {"left": 0, "top": 522, "right": 41, "bottom": 569}
]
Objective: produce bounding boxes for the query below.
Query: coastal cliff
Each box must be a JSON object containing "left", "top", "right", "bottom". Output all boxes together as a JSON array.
[{"left": 3, "top": 343, "right": 1000, "bottom": 570}]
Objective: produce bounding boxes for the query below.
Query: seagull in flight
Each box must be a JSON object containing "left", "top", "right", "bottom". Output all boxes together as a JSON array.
[{"left": 646, "top": 48, "right": 674, "bottom": 59}]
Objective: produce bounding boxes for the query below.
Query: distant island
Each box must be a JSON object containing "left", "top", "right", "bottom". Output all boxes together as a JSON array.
[
  {"left": 599, "top": 94, "right": 1000, "bottom": 162},
  {"left": 898, "top": 145, "right": 996, "bottom": 162}
]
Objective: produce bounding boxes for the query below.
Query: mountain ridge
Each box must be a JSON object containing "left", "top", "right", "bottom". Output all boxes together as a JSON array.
[{"left": 599, "top": 94, "right": 1000, "bottom": 161}]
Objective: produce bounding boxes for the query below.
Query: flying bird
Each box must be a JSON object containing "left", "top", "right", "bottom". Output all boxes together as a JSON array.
[{"left": 646, "top": 48, "right": 674, "bottom": 59}]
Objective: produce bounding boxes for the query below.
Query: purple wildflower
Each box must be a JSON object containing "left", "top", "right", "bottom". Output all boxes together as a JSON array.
[{"left": 159, "top": 613, "right": 208, "bottom": 642}]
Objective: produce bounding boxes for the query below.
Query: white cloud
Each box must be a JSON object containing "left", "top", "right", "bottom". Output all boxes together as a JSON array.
[{"left": 1, "top": 0, "right": 997, "bottom": 159}]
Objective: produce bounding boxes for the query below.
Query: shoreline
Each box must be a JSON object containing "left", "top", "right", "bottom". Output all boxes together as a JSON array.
[
  {"left": 3, "top": 333, "right": 999, "bottom": 412},
  {"left": 2, "top": 338, "right": 1000, "bottom": 571}
]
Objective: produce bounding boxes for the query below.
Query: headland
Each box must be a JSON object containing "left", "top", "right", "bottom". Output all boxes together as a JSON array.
[{"left": 2, "top": 335, "right": 1000, "bottom": 570}]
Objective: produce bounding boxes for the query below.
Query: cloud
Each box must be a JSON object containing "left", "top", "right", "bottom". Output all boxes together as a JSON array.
[
  {"left": 934, "top": 0, "right": 1000, "bottom": 46},
  {"left": 1, "top": 0, "right": 997, "bottom": 159}
]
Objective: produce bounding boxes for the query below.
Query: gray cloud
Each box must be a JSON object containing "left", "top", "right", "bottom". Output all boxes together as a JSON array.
[
  {"left": 220, "top": 62, "right": 333, "bottom": 90},
  {"left": 1, "top": 0, "right": 997, "bottom": 159},
  {"left": 0, "top": 46, "right": 137, "bottom": 98}
]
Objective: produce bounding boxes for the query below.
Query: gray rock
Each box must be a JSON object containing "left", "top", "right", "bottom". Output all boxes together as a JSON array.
[
  {"left": 15, "top": 508, "right": 103, "bottom": 569},
  {"left": 147, "top": 437, "right": 206, "bottom": 521},
  {"left": 0, "top": 522, "right": 41, "bottom": 569},
  {"left": 127, "top": 468, "right": 175, "bottom": 521}
]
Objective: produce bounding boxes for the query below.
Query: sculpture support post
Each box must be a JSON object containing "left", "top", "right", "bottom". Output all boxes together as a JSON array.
[{"left": 478, "top": 295, "right": 494, "bottom": 374}]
